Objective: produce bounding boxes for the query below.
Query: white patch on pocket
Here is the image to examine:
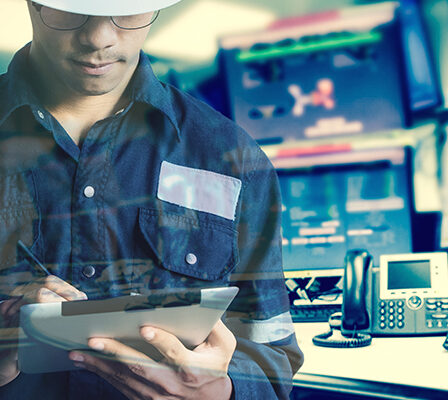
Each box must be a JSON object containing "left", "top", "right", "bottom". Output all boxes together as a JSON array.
[{"left": 157, "top": 161, "right": 242, "bottom": 221}]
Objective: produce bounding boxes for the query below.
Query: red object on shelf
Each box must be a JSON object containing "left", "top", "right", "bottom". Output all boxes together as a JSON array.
[
  {"left": 268, "top": 10, "right": 340, "bottom": 31},
  {"left": 276, "top": 143, "right": 352, "bottom": 158}
]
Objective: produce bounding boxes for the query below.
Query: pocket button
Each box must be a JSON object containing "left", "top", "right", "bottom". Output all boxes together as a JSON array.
[
  {"left": 185, "top": 253, "right": 198, "bottom": 265},
  {"left": 83, "top": 265, "right": 96, "bottom": 278}
]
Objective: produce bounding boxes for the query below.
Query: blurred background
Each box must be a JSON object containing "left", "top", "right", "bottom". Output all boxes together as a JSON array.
[{"left": 2, "top": 0, "right": 448, "bottom": 331}]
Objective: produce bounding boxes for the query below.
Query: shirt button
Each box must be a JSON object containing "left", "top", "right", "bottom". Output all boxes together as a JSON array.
[
  {"left": 83, "top": 265, "right": 96, "bottom": 278},
  {"left": 83, "top": 186, "right": 95, "bottom": 198},
  {"left": 37, "top": 110, "right": 45, "bottom": 119},
  {"left": 185, "top": 253, "right": 197, "bottom": 265}
]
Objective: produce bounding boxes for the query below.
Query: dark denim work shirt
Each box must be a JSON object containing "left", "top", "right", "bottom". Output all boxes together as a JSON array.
[{"left": 0, "top": 44, "right": 302, "bottom": 399}]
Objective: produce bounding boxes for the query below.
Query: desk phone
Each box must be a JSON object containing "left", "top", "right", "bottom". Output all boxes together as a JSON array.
[{"left": 343, "top": 251, "right": 448, "bottom": 337}]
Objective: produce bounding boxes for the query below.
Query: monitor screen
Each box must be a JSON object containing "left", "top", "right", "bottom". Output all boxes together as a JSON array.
[
  {"left": 387, "top": 259, "right": 431, "bottom": 289},
  {"left": 279, "top": 148, "right": 413, "bottom": 272}
]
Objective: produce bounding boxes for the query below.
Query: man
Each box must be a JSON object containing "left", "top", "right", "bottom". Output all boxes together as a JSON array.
[{"left": 0, "top": 0, "right": 303, "bottom": 398}]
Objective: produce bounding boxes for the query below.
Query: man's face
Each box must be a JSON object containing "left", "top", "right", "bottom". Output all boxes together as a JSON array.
[{"left": 27, "top": 3, "right": 154, "bottom": 96}]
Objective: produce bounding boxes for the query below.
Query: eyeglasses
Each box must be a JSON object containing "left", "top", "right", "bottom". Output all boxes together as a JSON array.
[{"left": 30, "top": 2, "right": 160, "bottom": 31}]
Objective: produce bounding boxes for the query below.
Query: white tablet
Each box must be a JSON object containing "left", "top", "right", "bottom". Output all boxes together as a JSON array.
[{"left": 18, "top": 286, "right": 239, "bottom": 373}]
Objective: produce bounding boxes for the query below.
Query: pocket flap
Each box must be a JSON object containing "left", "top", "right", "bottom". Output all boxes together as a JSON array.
[{"left": 138, "top": 208, "right": 239, "bottom": 281}]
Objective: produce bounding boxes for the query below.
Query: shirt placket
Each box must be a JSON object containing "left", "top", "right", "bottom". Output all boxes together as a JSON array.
[{"left": 70, "top": 121, "right": 116, "bottom": 299}]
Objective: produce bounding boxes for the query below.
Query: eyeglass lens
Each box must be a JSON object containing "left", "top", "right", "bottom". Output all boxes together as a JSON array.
[
  {"left": 39, "top": 6, "right": 158, "bottom": 30},
  {"left": 40, "top": 7, "right": 88, "bottom": 30},
  {"left": 113, "top": 13, "right": 158, "bottom": 30}
]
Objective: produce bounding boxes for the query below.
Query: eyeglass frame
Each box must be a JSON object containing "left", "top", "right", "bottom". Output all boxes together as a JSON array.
[{"left": 30, "top": 1, "right": 160, "bottom": 31}]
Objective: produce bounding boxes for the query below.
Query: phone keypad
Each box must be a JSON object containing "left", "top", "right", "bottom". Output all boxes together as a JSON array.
[
  {"left": 425, "top": 298, "right": 448, "bottom": 329},
  {"left": 378, "top": 300, "right": 405, "bottom": 329},
  {"left": 376, "top": 298, "right": 448, "bottom": 333},
  {"left": 378, "top": 296, "right": 448, "bottom": 334}
]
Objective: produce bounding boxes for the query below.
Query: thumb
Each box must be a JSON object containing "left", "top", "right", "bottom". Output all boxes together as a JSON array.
[{"left": 205, "top": 320, "right": 236, "bottom": 354}]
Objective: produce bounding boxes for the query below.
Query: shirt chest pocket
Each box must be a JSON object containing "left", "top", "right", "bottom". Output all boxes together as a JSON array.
[
  {"left": 0, "top": 170, "right": 41, "bottom": 268},
  {"left": 135, "top": 207, "right": 239, "bottom": 285}
]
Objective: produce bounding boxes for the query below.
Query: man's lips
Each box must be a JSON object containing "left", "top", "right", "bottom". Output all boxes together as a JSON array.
[{"left": 72, "top": 59, "right": 118, "bottom": 76}]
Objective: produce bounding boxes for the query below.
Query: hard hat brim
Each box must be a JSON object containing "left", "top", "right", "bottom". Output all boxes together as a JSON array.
[{"left": 31, "top": 0, "right": 182, "bottom": 16}]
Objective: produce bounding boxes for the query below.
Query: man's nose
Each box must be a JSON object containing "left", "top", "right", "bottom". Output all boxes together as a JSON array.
[{"left": 76, "top": 17, "right": 118, "bottom": 51}]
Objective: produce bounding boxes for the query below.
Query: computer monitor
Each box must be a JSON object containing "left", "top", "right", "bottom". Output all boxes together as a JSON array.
[{"left": 279, "top": 147, "right": 414, "bottom": 277}]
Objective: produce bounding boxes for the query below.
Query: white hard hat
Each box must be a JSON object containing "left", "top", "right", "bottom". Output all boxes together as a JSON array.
[{"left": 31, "top": 0, "right": 183, "bottom": 16}]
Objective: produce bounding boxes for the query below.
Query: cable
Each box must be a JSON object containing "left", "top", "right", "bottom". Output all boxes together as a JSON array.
[{"left": 312, "top": 312, "right": 372, "bottom": 348}]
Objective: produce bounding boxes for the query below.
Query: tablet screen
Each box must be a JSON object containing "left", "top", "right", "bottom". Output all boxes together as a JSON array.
[{"left": 61, "top": 289, "right": 202, "bottom": 316}]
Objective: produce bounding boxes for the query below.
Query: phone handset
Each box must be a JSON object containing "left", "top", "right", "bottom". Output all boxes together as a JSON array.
[
  {"left": 313, "top": 249, "right": 372, "bottom": 348},
  {"left": 342, "top": 249, "right": 372, "bottom": 335}
]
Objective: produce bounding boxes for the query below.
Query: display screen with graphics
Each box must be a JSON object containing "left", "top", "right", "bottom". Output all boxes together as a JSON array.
[
  {"left": 387, "top": 260, "right": 431, "bottom": 290},
  {"left": 279, "top": 148, "right": 413, "bottom": 272}
]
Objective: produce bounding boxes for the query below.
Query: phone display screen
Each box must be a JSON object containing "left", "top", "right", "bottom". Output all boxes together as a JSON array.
[{"left": 387, "top": 260, "right": 431, "bottom": 290}]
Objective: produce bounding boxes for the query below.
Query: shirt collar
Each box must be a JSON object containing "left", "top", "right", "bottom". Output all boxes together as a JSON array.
[
  {"left": 0, "top": 44, "right": 42, "bottom": 126},
  {"left": 131, "top": 51, "right": 181, "bottom": 140},
  {"left": 0, "top": 45, "right": 181, "bottom": 140}
]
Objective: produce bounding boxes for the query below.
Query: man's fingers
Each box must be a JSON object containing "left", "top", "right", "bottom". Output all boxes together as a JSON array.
[
  {"left": 140, "top": 326, "right": 189, "bottom": 366},
  {"left": 5, "top": 298, "right": 27, "bottom": 319},
  {"left": 36, "top": 276, "right": 87, "bottom": 301},
  {"left": 86, "top": 338, "right": 157, "bottom": 368},
  {"left": 71, "top": 339, "right": 178, "bottom": 396},
  {"left": 71, "top": 350, "right": 125, "bottom": 377},
  {"left": 6, "top": 289, "right": 66, "bottom": 318},
  {"left": 9, "top": 275, "right": 87, "bottom": 305},
  {"left": 0, "top": 297, "right": 23, "bottom": 319},
  {"left": 70, "top": 351, "right": 161, "bottom": 400},
  {"left": 31, "top": 287, "right": 67, "bottom": 303},
  {"left": 70, "top": 351, "right": 140, "bottom": 398},
  {"left": 75, "top": 338, "right": 185, "bottom": 397}
]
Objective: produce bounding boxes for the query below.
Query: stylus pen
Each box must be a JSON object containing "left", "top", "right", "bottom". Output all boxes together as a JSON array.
[{"left": 17, "top": 240, "right": 51, "bottom": 276}]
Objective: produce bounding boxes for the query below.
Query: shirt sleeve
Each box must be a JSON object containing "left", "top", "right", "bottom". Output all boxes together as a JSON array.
[{"left": 225, "top": 145, "right": 304, "bottom": 399}]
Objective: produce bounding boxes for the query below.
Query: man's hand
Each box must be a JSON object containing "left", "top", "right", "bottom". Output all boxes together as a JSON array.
[
  {"left": 0, "top": 275, "right": 87, "bottom": 387},
  {"left": 3, "top": 275, "right": 87, "bottom": 318},
  {"left": 69, "top": 320, "right": 236, "bottom": 400}
]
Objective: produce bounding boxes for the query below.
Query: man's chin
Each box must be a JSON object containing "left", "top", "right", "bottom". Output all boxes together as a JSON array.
[
  {"left": 73, "top": 83, "right": 119, "bottom": 97},
  {"left": 78, "top": 88, "right": 114, "bottom": 96}
]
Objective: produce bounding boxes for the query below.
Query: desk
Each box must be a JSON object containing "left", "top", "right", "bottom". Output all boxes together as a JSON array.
[{"left": 292, "top": 323, "right": 448, "bottom": 399}]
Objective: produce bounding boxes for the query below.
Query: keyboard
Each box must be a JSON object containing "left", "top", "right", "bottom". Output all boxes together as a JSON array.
[{"left": 290, "top": 304, "right": 341, "bottom": 323}]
